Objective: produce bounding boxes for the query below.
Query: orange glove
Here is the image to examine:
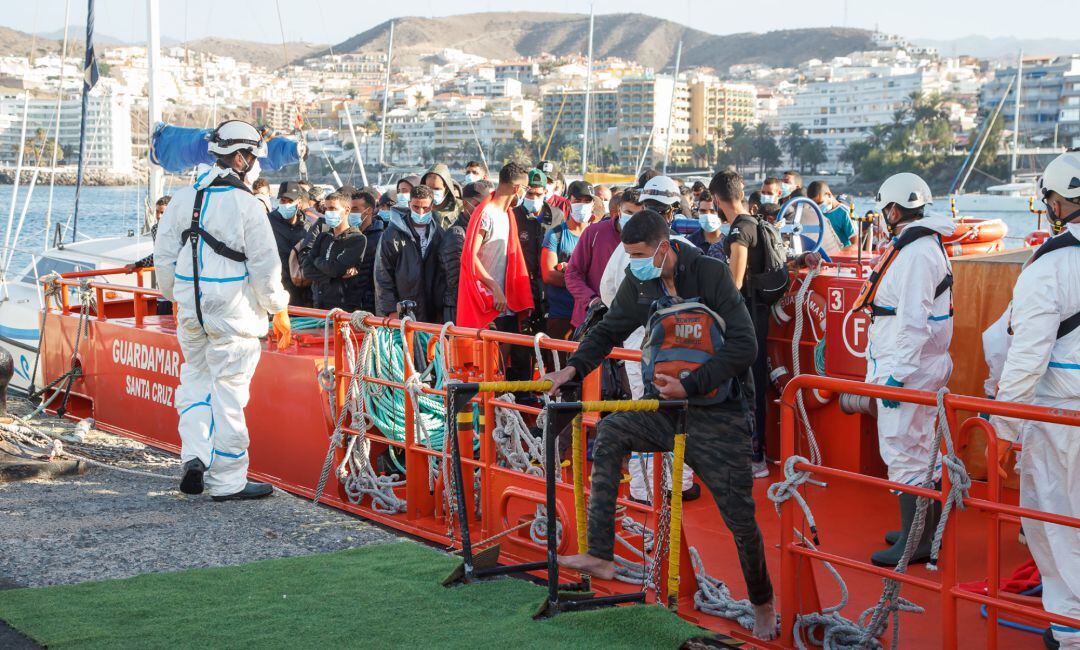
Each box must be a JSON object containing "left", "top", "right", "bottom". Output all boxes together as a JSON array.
[{"left": 272, "top": 310, "right": 292, "bottom": 350}]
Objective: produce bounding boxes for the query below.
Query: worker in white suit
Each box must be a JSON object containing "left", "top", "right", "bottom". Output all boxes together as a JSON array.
[
  {"left": 991, "top": 151, "right": 1080, "bottom": 649},
  {"left": 858, "top": 172, "right": 957, "bottom": 567},
  {"left": 154, "top": 120, "right": 292, "bottom": 501}
]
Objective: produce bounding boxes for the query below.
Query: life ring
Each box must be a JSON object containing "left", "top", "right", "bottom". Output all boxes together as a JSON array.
[
  {"left": 1025, "top": 230, "right": 1051, "bottom": 247},
  {"left": 943, "top": 218, "right": 1008, "bottom": 245},
  {"left": 766, "top": 273, "right": 832, "bottom": 409},
  {"left": 945, "top": 239, "right": 1006, "bottom": 257}
]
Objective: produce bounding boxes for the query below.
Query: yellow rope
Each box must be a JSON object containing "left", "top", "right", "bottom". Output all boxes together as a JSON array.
[
  {"left": 474, "top": 380, "right": 553, "bottom": 394},
  {"left": 578, "top": 399, "right": 661, "bottom": 413},
  {"left": 666, "top": 433, "right": 687, "bottom": 609},
  {"left": 571, "top": 414, "right": 588, "bottom": 553}
]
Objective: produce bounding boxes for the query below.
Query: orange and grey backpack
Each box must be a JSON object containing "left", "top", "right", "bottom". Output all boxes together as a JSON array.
[{"left": 641, "top": 296, "right": 734, "bottom": 406}]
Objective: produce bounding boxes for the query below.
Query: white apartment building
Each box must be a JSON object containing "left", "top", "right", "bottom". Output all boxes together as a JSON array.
[
  {"left": 0, "top": 87, "right": 133, "bottom": 174},
  {"left": 616, "top": 75, "right": 691, "bottom": 168},
  {"left": 778, "top": 69, "right": 940, "bottom": 170}
]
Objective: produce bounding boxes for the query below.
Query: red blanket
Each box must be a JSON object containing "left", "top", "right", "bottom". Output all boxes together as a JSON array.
[{"left": 455, "top": 196, "right": 534, "bottom": 328}]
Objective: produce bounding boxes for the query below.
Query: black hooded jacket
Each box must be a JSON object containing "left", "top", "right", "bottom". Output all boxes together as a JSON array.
[
  {"left": 302, "top": 226, "right": 368, "bottom": 312},
  {"left": 374, "top": 212, "right": 445, "bottom": 321},
  {"left": 268, "top": 208, "right": 311, "bottom": 306}
]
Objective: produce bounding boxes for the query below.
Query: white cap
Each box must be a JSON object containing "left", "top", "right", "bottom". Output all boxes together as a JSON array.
[
  {"left": 641, "top": 175, "right": 682, "bottom": 206},
  {"left": 874, "top": 172, "right": 933, "bottom": 213},
  {"left": 207, "top": 120, "right": 268, "bottom": 158},
  {"left": 1039, "top": 151, "right": 1080, "bottom": 200}
]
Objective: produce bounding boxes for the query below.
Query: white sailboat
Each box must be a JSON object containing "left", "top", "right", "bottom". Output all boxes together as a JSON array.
[{"left": 0, "top": 0, "right": 161, "bottom": 395}]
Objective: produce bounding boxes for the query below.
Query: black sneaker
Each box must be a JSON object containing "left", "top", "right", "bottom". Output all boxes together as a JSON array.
[
  {"left": 211, "top": 481, "right": 274, "bottom": 502},
  {"left": 1044, "top": 627, "right": 1060, "bottom": 650},
  {"left": 179, "top": 458, "right": 206, "bottom": 495}
]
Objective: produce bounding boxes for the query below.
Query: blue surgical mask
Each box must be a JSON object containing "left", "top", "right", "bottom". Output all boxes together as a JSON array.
[
  {"left": 619, "top": 211, "right": 634, "bottom": 229},
  {"left": 780, "top": 183, "right": 794, "bottom": 199},
  {"left": 628, "top": 243, "right": 665, "bottom": 281},
  {"left": 570, "top": 202, "right": 591, "bottom": 223},
  {"left": 522, "top": 196, "right": 543, "bottom": 214},
  {"left": 698, "top": 212, "right": 722, "bottom": 233},
  {"left": 277, "top": 203, "right": 298, "bottom": 218},
  {"left": 323, "top": 210, "right": 343, "bottom": 228},
  {"left": 348, "top": 211, "right": 363, "bottom": 228},
  {"left": 396, "top": 192, "right": 410, "bottom": 208},
  {"left": 760, "top": 193, "right": 777, "bottom": 206},
  {"left": 378, "top": 209, "right": 393, "bottom": 222},
  {"left": 410, "top": 210, "right": 432, "bottom": 225},
  {"left": 432, "top": 189, "right": 446, "bottom": 205},
  {"left": 464, "top": 173, "right": 481, "bottom": 184}
]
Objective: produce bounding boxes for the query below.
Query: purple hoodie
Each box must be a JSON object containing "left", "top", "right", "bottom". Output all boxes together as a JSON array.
[{"left": 564, "top": 218, "right": 622, "bottom": 327}]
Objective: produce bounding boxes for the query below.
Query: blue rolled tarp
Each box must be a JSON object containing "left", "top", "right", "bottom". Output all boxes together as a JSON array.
[{"left": 150, "top": 123, "right": 303, "bottom": 174}]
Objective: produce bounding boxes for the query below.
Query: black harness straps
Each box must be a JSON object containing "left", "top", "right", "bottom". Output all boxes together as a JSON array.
[{"left": 179, "top": 173, "right": 251, "bottom": 328}]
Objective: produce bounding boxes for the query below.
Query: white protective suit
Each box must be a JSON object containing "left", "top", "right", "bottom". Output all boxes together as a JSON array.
[
  {"left": 864, "top": 212, "right": 957, "bottom": 486},
  {"left": 990, "top": 222, "right": 1080, "bottom": 648},
  {"left": 154, "top": 165, "right": 290, "bottom": 496},
  {"left": 599, "top": 236, "right": 695, "bottom": 498}
]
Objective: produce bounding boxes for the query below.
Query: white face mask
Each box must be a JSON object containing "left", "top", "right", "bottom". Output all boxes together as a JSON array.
[
  {"left": 396, "top": 192, "right": 410, "bottom": 208},
  {"left": 601, "top": 199, "right": 610, "bottom": 215},
  {"left": 545, "top": 183, "right": 556, "bottom": 199},
  {"left": 698, "top": 212, "right": 722, "bottom": 233},
  {"left": 570, "top": 202, "right": 591, "bottom": 223},
  {"left": 244, "top": 158, "right": 261, "bottom": 187},
  {"left": 464, "top": 172, "right": 481, "bottom": 184}
]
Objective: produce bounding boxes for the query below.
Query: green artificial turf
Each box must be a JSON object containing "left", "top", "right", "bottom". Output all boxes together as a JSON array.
[{"left": 0, "top": 541, "right": 701, "bottom": 649}]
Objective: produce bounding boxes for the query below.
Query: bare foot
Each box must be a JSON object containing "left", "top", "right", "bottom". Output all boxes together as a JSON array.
[
  {"left": 557, "top": 553, "right": 615, "bottom": 580},
  {"left": 753, "top": 598, "right": 778, "bottom": 641}
]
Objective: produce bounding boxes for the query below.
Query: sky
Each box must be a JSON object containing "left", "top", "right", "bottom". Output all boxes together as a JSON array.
[{"left": 1, "top": 0, "right": 1068, "bottom": 45}]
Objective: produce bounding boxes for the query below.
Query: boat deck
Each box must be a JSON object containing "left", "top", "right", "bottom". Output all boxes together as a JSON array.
[{"left": 36, "top": 304, "right": 1056, "bottom": 649}]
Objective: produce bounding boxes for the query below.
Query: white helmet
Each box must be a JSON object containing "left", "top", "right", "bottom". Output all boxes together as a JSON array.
[
  {"left": 1038, "top": 151, "right": 1080, "bottom": 201},
  {"left": 874, "top": 172, "right": 933, "bottom": 213},
  {"left": 207, "top": 120, "right": 268, "bottom": 158},
  {"left": 641, "top": 175, "right": 682, "bottom": 206}
]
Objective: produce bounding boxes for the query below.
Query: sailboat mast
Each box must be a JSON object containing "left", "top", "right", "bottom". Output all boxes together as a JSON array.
[
  {"left": 1010, "top": 50, "right": 1023, "bottom": 180},
  {"left": 378, "top": 20, "right": 395, "bottom": 183},
  {"left": 147, "top": 0, "right": 164, "bottom": 207},
  {"left": 580, "top": 4, "right": 594, "bottom": 177},
  {"left": 43, "top": 0, "right": 71, "bottom": 252},
  {"left": 662, "top": 40, "right": 682, "bottom": 174}
]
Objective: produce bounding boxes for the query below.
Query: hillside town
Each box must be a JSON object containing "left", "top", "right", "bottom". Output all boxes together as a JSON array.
[{"left": 0, "top": 26, "right": 1077, "bottom": 184}]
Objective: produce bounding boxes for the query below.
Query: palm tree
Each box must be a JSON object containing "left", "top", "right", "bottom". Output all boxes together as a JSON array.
[{"left": 783, "top": 123, "right": 805, "bottom": 170}]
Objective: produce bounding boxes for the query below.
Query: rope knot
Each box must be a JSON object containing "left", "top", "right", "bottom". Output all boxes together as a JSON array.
[{"left": 766, "top": 455, "right": 819, "bottom": 545}]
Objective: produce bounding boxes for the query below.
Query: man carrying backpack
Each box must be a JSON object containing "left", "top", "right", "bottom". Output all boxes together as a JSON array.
[
  {"left": 711, "top": 170, "right": 785, "bottom": 479},
  {"left": 542, "top": 209, "right": 777, "bottom": 642}
]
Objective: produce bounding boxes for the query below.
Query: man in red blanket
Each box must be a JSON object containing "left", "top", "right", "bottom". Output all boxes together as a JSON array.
[{"left": 457, "top": 162, "right": 536, "bottom": 382}]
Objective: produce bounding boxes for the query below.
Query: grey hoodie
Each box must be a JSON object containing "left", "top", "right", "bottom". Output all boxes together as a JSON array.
[{"left": 421, "top": 163, "right": 463, "bottom": 230}]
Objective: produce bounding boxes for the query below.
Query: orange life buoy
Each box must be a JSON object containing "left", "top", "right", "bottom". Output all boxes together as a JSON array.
[
  {"left": 767, "top": 273, "right": 832, "bottom": 409},
  {"left": 943, "top": 218, "right": 1008, "bottom": 245},
  {"left": 1025, "top": 230, "right": 1051, "bottom": 247},
  {"left": 944, "top": 239, "right": 1006, "bottom": 257}
]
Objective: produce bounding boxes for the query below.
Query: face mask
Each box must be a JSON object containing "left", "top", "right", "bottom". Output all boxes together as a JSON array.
[
  {"left": 243, "top": 158, "right": 261, "bottom": 186},
  {"left": 629, "top": 243, "right": 666, "bottom": 282},
  {"left": 760, "top": 193, "right": 777, "bottom": 206},
  {"left": 780, "top": 183, "right": 794, "bottom": 199},
  {"left": 464, "top": 173, "right": 480, "bottom": 184},
  {"left": 410, "top": 210, "right": 432, "bottom": 226},
  {"left": 348, "top": 211, "right": 364, "bottom": 228},
  {"left": 378, "top": 209, "right": 394, "bottom": 222},
  {"left": 545, "top": 183, "right": 556, "bottom": 199},
  {"left": 522, "top": 196, "right": 543, "bottom": 214},
  {"left": 570, "top": 202, "right": 591, "bottom": 223},
  {"left": 396, "top": 192, "right": 410, "bottom": 208},
  {"left": 277, "top": 203, "right": 298, "bottom": 219},
  {"left": 601, "top": 200, "right": 610, "bottom": 214},
  {"left": 698, "top": 212, "right": 722, "bottom": 233},
  {"left": 323, "top": 210, "right": 343, "bottom": 228},
  {"left": 432, "top": 189, "right": 446, "bottom": 205},
  {"left": 619, "top": 211, "right": 634, "bottom": 229}
]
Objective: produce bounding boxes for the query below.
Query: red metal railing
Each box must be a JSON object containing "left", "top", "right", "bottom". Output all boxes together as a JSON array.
[{"left": 778, "top": 375, "right": 1080, "bottom": 649}]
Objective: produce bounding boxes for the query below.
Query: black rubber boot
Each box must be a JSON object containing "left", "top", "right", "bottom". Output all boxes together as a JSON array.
[
  {"left": 884, "top": 530, "right": 901, "bottom": 545},
  {"left": 211, "top": 481, "right": 274, "bottom": 502},
  {"left": 1044, "top": 626, "right": 1060, "bottom": 649},
  {"left": 871, "top": 492, "right": 939, "bottom": 567},
  {"left": 179, "top": 458, "right": 206, "bottom": 495}
]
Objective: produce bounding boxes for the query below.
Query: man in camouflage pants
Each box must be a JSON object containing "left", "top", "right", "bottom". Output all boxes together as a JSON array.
[{"left": 543, "top": 207, "right": 776, "bottom": 641}]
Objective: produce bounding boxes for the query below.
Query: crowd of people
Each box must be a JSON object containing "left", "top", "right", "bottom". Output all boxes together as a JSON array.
[{"left": 150, "top": 118, "right": 1080, "bottom": 645}]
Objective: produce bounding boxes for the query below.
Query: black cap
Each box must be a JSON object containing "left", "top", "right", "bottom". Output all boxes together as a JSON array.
[
  {"left": 537, "top": 160, "right": 559, "bottom": 178},
  {"left": 277, "top": 181, "right": 302, "bottom": 201},
  {"left": 463, "top": 180, "right": 495, "bottom": 200},
  {"left": 566, "top": 180, "right": 594, "bottom": 200},
  {"left": 337, "top": 184, "right": 359, "bottom": 198}
]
